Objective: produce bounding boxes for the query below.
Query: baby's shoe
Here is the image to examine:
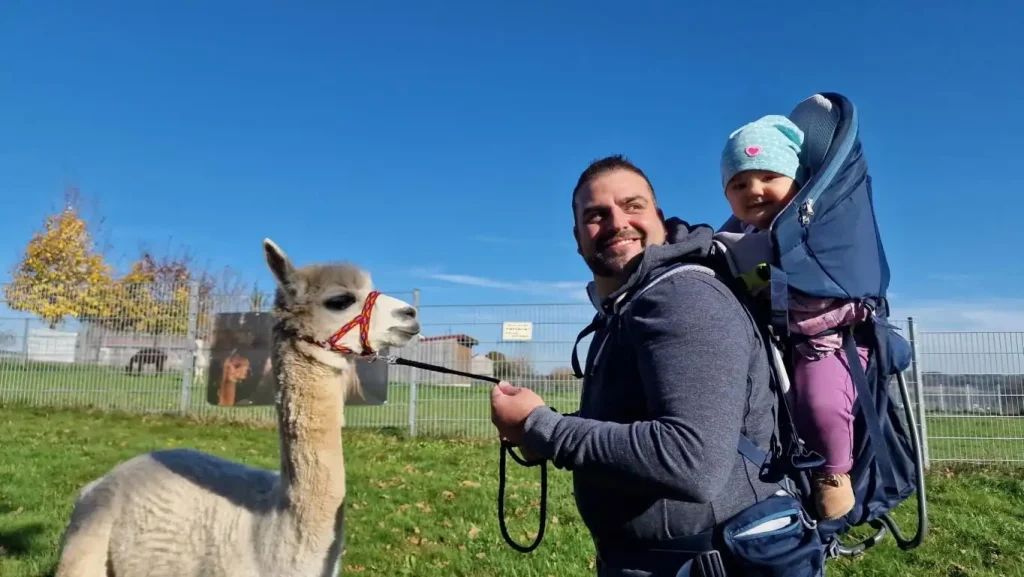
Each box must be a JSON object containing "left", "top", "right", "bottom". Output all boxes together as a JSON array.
[{"left": 812, "top": 472, "right": 855, "bottom": 520}]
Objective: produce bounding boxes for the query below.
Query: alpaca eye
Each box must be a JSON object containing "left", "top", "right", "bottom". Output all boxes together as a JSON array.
[{"left": 323, "top": 294, "right": 356, "bottom": 311}]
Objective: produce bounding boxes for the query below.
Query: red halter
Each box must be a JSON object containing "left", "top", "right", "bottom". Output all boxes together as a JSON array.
[{"left": 321, "top": 291, "right": 381, "bottom": 356}]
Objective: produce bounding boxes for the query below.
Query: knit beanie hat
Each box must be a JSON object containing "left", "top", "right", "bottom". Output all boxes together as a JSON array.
[{"left": 720, "top": 114, "right": 806, "bottom": 189}]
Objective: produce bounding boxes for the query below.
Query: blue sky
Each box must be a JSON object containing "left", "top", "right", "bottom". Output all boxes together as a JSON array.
[{"left": 2, "top": 0, "right": 1023, "bottom": 343}]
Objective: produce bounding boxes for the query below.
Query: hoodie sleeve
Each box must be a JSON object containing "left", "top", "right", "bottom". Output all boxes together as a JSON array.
[{"left": 521, "top": 270, "right": 758, "bottom": 503}]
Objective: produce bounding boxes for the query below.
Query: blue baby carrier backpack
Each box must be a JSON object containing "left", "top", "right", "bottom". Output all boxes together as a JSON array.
[
  {"left": 496, "top": 93, "right": 927, "bottom": 577},
  {"left": 675, "top": 92, "right": 927, "bottom": 576}
]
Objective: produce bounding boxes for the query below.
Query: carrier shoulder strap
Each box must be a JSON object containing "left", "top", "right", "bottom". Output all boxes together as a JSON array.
[
  {"left": 843, "top": 332, "right": 900, "bottom": 501},
  {"left": 570, "top": 316, "right": 602, "bottom": 379},
  {"left": 614, "top": 262, "right": 718, "bottom": 315},
  {"left": 572, "top": 263, "right": 717, "bottom": 379},
  {"left": 614, "top": 261, "right": 777, "bottom": 471}
]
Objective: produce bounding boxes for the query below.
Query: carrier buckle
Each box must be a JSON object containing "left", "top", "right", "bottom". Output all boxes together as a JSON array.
[{"left": 675, "top": 550, "right": 727, "bottom": 577}]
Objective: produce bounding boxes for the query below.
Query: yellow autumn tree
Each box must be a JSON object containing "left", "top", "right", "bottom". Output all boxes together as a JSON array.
[
  {"left": 97, "top": 246, "right": 248, "bottom": 337},
  {"left": 6, "top": 188, "right": 249, "bottom": 336},
  {"left": 4, "top": 196, "right": 114, "bottom": 328},
  {"left": 113, "top": 252, "right": 192, "bottom": 335}
]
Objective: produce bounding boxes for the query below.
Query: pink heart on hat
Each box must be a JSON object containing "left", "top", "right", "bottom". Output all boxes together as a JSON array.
[{"left": 745, "top": 145, "right": 762, "bottom": 157}]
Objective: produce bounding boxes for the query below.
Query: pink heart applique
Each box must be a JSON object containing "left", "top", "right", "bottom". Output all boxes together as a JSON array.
[{"left": 745, "top": 146, "right": 762, "bottom": 157}]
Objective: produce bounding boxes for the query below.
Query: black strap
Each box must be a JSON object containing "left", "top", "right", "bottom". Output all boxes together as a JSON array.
[
  {"left": 843, "top": 331, "right": 899, "bottom": 502},
  {"left": 769, "top": 265, "right": 791, "bottom": 337},
  {"left": 571, "top": 316, "right": 602, "bottom": 378},
  {"left": 372, "top": 353, "right": 548, "bottom": 553},
  {"left": 738, "top": 435, "right": 768, "bottom": 466},
  {"left": 596, "top": 530, "right": 717, "bottom": 573},
  {"left": 497, "top": 442, "right": 547, "bottom": 553}
]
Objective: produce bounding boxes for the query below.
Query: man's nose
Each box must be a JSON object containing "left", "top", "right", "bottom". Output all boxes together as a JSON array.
[{"left": 608, "top": 207, "right": 632, "bottom": 229}]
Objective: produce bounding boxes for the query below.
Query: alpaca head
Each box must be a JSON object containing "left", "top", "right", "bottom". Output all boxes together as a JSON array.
[
  {"left": 223, "top": 354, "right": 250, "bottom": 384},
  {"left": 262, "top": 238, "right": 421, "bottom": 370}
]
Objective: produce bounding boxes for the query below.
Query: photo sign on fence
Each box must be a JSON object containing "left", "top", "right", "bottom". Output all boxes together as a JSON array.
[{"left": 205, "top": 312, "right": 389, "bottom": 407}]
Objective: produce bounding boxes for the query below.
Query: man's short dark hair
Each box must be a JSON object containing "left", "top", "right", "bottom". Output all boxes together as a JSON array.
[{"left": 571, "top": 154, "right": 657, "bottom": 214}]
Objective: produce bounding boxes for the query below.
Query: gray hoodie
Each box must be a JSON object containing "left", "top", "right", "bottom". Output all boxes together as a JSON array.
[{"left": 522, "top": 220, "right": 781, "bottom": 571}]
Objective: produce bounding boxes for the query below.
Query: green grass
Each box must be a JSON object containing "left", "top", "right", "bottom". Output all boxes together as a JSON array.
[{"left": 2, "top": 404, "right": 1024, "bottom": 576}]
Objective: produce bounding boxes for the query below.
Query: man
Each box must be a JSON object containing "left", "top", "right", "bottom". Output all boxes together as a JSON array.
[{"left": 490, "top": 155, "right": 782, "bottom": 576}]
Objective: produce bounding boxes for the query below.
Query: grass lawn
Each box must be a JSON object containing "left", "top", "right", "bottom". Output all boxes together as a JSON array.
[{"left": 2, "top": 404, "right": 1024, "bottom": 576}]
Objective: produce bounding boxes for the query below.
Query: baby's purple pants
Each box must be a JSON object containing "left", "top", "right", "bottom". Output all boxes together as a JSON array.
[{"left": 792, "top": 345, "right": 869, "bottom": 475}]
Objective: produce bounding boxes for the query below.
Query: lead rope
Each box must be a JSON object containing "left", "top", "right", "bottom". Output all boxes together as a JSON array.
[
  {"left": 498, "top": 441, "right": 548, "bottom": 553},
  {"left": 367, "top": 354, "right": 549, "bottom": 554}
]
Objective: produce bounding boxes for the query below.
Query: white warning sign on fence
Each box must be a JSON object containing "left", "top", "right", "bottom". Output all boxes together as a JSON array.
[{"left": 501, "top": 321, "right": 534, "bottom": 342}]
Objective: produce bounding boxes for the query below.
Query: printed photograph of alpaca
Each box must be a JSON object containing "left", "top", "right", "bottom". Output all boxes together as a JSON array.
[
  {"left": 205, "top": 310, "right": 394, "bottom": 407},
  {"left": 124, "top": 347, "right": 167, "bottom": 375},
  {"left": 216, "top": 352, "right": 251, "bottom": 406},
  {"left": 204, "top": 312, "right": 272, "bottom": 407}
]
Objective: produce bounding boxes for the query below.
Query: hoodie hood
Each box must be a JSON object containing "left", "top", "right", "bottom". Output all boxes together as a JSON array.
[{"left": 585, "top": 218, "right": 716, "bottom": 313}]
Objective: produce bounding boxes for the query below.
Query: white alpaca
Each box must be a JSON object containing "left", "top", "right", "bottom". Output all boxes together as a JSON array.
[
  {"left": 192, "top": 338, "right": 209, "bottom": 386},
  {"left": 54, "top": 239, "right": 421, "bottom": 577}
]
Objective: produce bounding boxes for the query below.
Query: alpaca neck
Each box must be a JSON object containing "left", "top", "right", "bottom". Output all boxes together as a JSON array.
[{"left": 272, "top": 340, "right": 349, "bottom": 526}]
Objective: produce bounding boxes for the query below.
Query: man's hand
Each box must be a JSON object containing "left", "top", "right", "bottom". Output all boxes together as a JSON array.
[
  {"left": 515, "top": 443, "right": 544, "bottom": 464},
  {"left": 490, "top": 381, "right": 546, "bottom": 446}
]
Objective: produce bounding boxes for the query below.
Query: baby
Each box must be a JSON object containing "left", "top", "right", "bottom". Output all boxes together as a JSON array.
[{"left": 719, "top": 114, "right": 872, "bottom": 520}]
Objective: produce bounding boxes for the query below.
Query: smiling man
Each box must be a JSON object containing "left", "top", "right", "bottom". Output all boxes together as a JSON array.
[
  {"left": 570, "top": 156, "right": 668, "bottom": 298},
  {"left": 490, "top": 155, "right": 783, "bottom": 576}
]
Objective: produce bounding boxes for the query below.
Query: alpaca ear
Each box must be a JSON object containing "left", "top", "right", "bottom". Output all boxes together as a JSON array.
[{"left": 263, "top": 238, "right": 296, "bottom": 290}]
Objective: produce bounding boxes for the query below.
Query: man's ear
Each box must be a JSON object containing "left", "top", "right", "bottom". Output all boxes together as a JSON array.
[
  {"left": 573, "top": 225, "right": 582, "bottom": 255},
  {"left": 657, "top": 207, "right": 665, "bottom": 222}
]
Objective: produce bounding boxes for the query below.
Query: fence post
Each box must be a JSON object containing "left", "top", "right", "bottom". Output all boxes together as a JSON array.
[
  {"left": 908, "top": 317, "right": 930, "bottom": 470},
  {"left": 22, "top": 318, "right": 30, "bottom": 366},
  {"left": 408, "top": 288, "right": 421, "bottom": 437},
  {"left": 179, "top": 281, "right": 201, "bottom": 415}
]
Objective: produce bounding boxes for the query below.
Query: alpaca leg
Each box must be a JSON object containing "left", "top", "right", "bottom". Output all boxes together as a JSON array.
[{"left": 54, "top": 481, "right": 117, "bottom": 577}]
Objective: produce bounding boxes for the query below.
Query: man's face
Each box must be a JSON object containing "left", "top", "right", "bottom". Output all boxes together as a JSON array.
[{"left": 573, "top": 168, "right": 666, "bottom": 280}]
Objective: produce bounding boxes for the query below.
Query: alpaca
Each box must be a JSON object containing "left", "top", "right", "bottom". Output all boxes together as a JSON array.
[
  {"left": 54, "top": 238, "right": 421, "bottom": 577},
  {"left": 193, "top": 338, "right": 210, "bottom": 385},
  {"left": 125, "top": 346, "right": 167, "bottom": 375},
  {"left": 216, "top": 352, "right": 251, "bottom": 406}
]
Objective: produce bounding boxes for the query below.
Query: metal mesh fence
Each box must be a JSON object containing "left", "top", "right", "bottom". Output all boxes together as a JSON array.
[
  {"left": 913, "top": 331, "right": 1024, "bottom": 463},
  {"left": 2, "top": 282, "right": 1022, "bottom": 464}
]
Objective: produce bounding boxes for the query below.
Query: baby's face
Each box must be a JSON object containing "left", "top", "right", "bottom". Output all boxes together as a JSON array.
[{"left": 724, "top": 170, "right": 800, "bottom": 230}]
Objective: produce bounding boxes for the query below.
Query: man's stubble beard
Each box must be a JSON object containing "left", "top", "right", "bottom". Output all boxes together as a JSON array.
[{"left": 583, "top": 233, "right": 648, "bottom": 282}]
